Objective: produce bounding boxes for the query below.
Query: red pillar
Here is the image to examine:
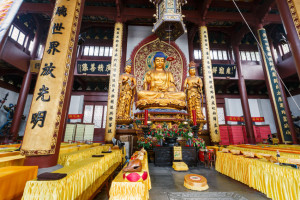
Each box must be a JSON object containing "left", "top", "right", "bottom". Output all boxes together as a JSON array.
[
  {"left": 10, "top": 24, "right": 41, "bottom": 142},
  {"left": 275, "top": 0, "right": 300, "bottom": 80},
  {"left": 10, "top": 68, "right": 31, "bottom": 141},
  {"left": 232, "top": 45, "right": 256, "bottom": 144},
  {"left": 24, "top": 0, "right": 85, "bottom": 168}
]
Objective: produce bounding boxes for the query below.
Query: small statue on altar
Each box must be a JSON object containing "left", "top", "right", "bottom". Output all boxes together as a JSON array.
[
  {"left": 116, "top": 60, "right": 136, "bottom": 124},
  {"left": 184, "top": 61, "right": 204, "bottom": 123}
]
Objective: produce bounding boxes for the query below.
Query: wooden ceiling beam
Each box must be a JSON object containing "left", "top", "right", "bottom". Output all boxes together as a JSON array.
[
  {"left": 231, "top": 24, "right": 250, "bottom": 46},
  {"left": 18, "top": 3, "right": 282, "bottom": 24},
  {"left": 256, "top": 0, "right": 276, "bottom": 24},
  {"left": 200, "top": 0, "right": 213, "bottom": 21},
  {"left": 19, "top": 3, "right": 53, "bottom": 15},
  {"left": 210, "top": 1, "right": 253, "bottom": 9}
]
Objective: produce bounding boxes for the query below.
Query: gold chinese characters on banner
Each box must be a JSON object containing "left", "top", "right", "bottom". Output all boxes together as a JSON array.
[
  {"left": 200, "top": 26, "right": 220, "bottom": 142},
  {"left": 105, "top": 22, "right": 123, "bottom": 142},
  {"left": 21, "top": 0, "right": 82, "bottom": 155}
]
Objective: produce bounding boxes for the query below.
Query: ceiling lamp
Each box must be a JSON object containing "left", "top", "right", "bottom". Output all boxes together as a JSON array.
[{"left": 150, "top": 0, "right": 187, "bottom": 41}]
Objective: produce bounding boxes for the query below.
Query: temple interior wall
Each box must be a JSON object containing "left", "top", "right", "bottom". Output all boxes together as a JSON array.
[
  {"left": 225, "top": 98, "right": 277, "bottom": 133},
  {"left": 288, "top": 94, "right": 300, "bottom": 127},
  {"left": 68, "top": 95, "right": 84, "bottom": 123}
]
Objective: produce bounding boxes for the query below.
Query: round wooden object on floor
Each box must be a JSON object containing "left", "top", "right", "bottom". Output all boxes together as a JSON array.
[{"left": 184, "top": 174, "right": 209, "bottom": 191}]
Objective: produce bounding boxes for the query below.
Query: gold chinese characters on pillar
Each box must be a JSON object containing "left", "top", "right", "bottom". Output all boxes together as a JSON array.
[
  {"left": 21, "top": 0, "right": 82, "bottom": 156},
  {"left": 105, "top": 22, "right": 123, "bottom": 142},
  {"left": 200, "top": 26, "right": 220, "bottom": 142},
  {"left": 258, "top": 28, "right": 293, "bottom": 143}
]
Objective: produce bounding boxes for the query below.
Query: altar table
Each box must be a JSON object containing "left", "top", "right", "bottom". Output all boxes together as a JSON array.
[
  {"left": 227, "top": 145, "right": 300, "bottom": 162},
  {"left": 216, "top": 151, "right": 300, "bottom": 200},
  {"left": 0, "top": 151, "right": 19, "bottom": 158},
  {"left": 109, "top": 152, "right": 151, "bottom": 200},
  {"left": 22, "top": 149, "right": 122, "bottom": 200},
  {"left": 154, "top": 147, "right": 197, "bottom": 167},
  {"left": 0, "top": 166, "right": 38, "bottom": 200},
  {"left": 58, "top": 145, "right": 110, "bottom": 166},
  {"left": 0, "top": 155, "right": 25, "bottom": 168}
]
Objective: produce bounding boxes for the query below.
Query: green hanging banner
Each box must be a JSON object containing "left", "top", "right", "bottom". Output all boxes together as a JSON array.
[{"left": 258, "top": 28, "right": 292, "bottom": 143}]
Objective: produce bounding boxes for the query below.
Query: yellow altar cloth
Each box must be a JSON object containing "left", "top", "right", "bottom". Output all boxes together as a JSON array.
[
  {"left": 173, "top": 162, "right": 189, "bottom": 171},
  {"left": 58, "top": 145, "right": 110, "bottom": 166},
  {"left": 0, "top": 166, "right": 38, "bottom": 200},
  {"left": 0, "top": 151, "right": 19, "bottom": 158},
  {"left": 59, "top": 146, "right": 80, "bottom": 155},
  {"left": 109, "top": 152, "right": 151, "bottom": 200},
  {"left": 228, "top": 146, "right": 300, "bottom": 163},
  {"left": 22, "top": 149, "right": 122, "bottom": 200},
  {"left": 232, "top": 144, "right": 300, "bottom": 154},
  {"left": 0, "top": 155, "right": 25, "bottom": 168},
  {"left": 0, "top": 144, "right": 20, "bottom": 148},
  {"left": 216, "top": 151, "right": 300, "bottom": 200},
  {"left": 0, "top": 147, "right": 18, "bottom": 152}
]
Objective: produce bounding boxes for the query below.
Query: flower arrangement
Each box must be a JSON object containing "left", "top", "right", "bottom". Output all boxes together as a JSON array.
[
  {"left": 137, "top": 137, "right": 153, "bottom": 150},
  {"left": 191, "top": 138, "right": 205, "bottom": 150}
]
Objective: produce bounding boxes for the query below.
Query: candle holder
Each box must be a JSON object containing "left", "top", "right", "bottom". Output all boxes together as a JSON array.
[
  {"left": 192, "top": 125, "right": 199, "bottom": 138},
  {"left": 142, "top": 120, "right": 152, "bottom": 138}
]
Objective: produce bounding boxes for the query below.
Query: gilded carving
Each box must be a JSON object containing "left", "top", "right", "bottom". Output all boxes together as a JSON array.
[{"left": 184, "top": 61, "right": 204, "bottom": 124}]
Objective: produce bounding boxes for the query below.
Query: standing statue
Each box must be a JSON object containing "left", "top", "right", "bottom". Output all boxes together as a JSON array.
[
  {"left": 184, "top": 61, "right": 204, "bottom": 123},
  {"left": 116, "top": 61, "right": 136, "bottom": 124}
]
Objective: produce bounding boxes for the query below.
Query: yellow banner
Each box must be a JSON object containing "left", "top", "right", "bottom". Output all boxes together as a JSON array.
[
  {"left": 173, "top": 146, "right": 182, "bottom": 160},
  {"left": 105, "top": 22, "right": 123, "bottom": 142},
  {"left": 200, "top": 26, "right": 220, "bottom": 143},
  {"left": 21, "top": 0, "right": 82, "bottom": 156}
]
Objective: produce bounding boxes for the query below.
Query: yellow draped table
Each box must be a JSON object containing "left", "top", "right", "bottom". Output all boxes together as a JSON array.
[
  {"left": 0, "top": 166, "right": 38, "bottom": 200},
  {"left": 0, "top": 147, "right": 18, "bottom": 152},
  {"left": 216, "top": 151, "right": 300, "bottom": 200},
  {"left": 232, "top": 144, "right": 300, "bottom": 154},
  {"left": 227, "top": 145, "right": 300, "bottom": 163},
  {"left": 22, "top": 149, "right": 122, "bottom": 200},
  {"left": 0, "top": 151, "right": 20, "bottom": 158},
  {"left": 0, "top": 155, "right": 25, "bottom": 168},
  {"left": 0, "top": 144, "right": 20, "bottom": 148},
  {"left": 58, "top": 145, "right": 110, "bottom": 166},
  {"left": 109, "top": 152, "right": 151, "bottom": 200}
]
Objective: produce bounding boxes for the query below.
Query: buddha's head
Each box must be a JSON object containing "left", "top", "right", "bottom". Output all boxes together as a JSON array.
[
  {"left": 153, "top": 52, "right": 166, "bottom": 70},
  {"left": 189, "top": 61, "right": 196, "bottom": 76},
  {"left": 125, "top": 65, "right": 131, "bottom": 73}
]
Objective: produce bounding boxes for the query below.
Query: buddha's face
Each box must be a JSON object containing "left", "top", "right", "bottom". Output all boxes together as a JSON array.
[
  {"left": 125, "top": 65, "right": 131, "bottom": 73},
  {"left": 154, "top": 57, "right": 165, "bottom": 70},
  {"left": 189, "top": 68, "right": 196, "bottom": 76}
]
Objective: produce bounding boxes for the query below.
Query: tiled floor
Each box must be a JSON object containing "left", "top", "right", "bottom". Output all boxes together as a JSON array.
[{"left": 94, "top": 163, "right": 270, "bottom": 200}]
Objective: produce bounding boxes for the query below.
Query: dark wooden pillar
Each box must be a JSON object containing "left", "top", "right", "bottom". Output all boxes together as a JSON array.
[
  {"left": 10, "top": 25, "right": 42, "bottom": 142},
  {"left": 10, "top": 68, "right": 31, "bottom": 141},
  {"left": 269, "top": 40, "right": 298, "bottom": 144},
  {"left": 24, "top": 0, "right": 85, "bottom": 168},
  {"left": 232, "top": 45, "right": 255, "bottom": 144},
  {"left": 120, "top": 23, "right": 128, "bottom": 74},
  {"left": 275, "top": 0, "right": 300, "bottom": 80}
]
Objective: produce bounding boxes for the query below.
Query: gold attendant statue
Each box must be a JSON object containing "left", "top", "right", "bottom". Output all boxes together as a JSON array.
[
  {"left": 116, "top": 63, "right": 136, "bottom": 124},
  {"left": 137, "top": 52, "right": 186, "bottom": 110},
  {"left": 184, "top": 61, "right": 204, "bottom": 122}
]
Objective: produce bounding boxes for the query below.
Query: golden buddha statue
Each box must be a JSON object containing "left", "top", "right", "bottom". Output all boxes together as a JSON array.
[
  {"left": 116, "top": 64, "right": 136, "bottom": 124},
  {"left": 184, "top": 61, "right": 204, "bottom": 122},
  {"left": 136, "top": 52, "right": 186, "bottom": 110}
]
